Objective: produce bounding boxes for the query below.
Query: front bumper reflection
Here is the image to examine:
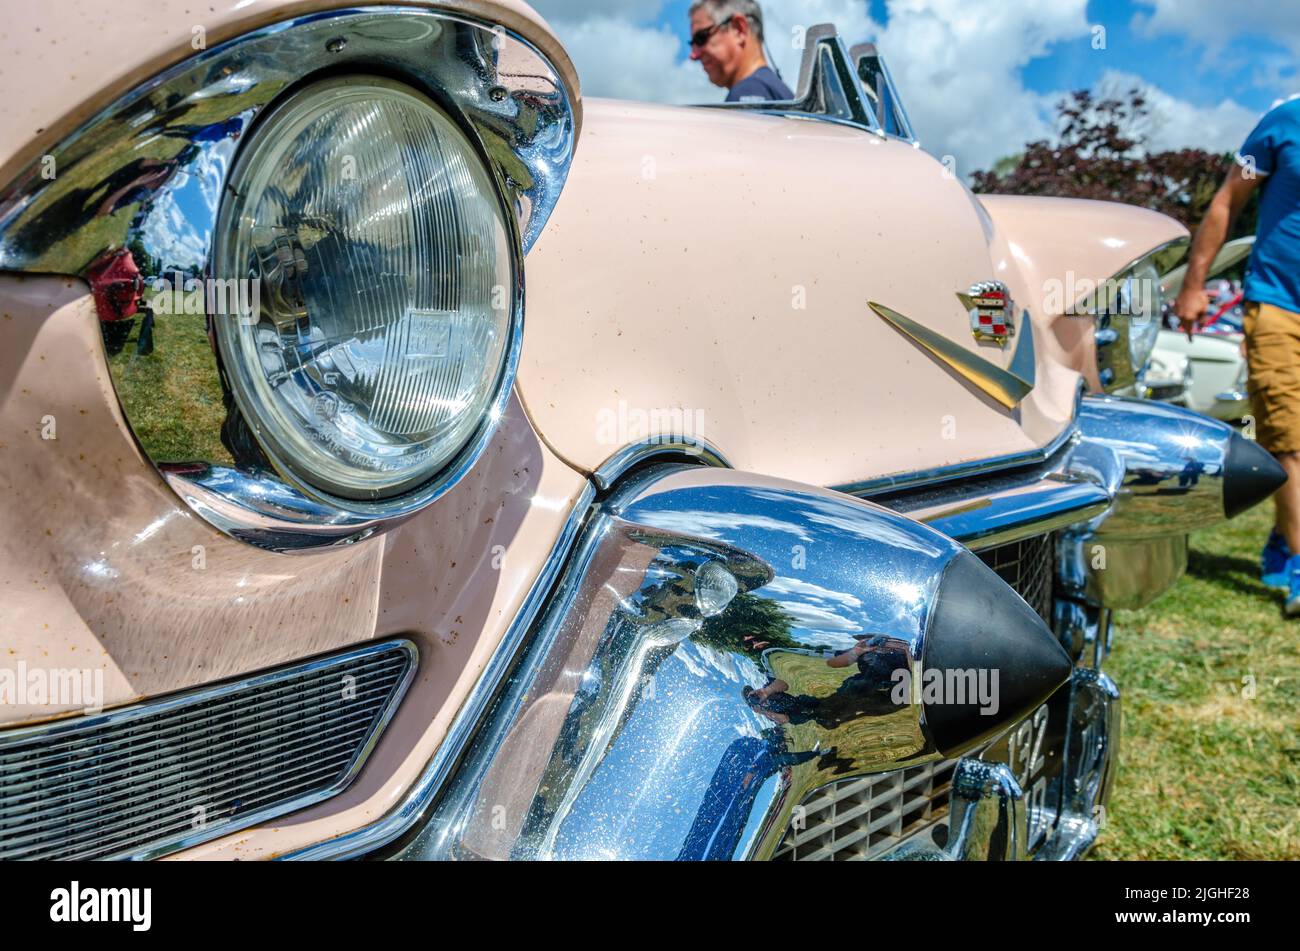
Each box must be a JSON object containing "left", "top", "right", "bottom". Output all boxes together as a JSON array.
[{"left": 395, "top": 464, "right": 1070, "bottom": 861}]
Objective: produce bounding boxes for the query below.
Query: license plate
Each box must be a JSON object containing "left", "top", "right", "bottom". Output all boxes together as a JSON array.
[{"left": 981, "top": 688, "right": 1069, "bottom": 852}]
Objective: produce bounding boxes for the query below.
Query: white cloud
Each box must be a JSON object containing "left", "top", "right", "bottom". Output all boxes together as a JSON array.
[
  {"left": 764, "top": 575, "right": 864, "bottom": 611},
  {"left": 532, "top": 13, "right": 716, "bottom": 103},
  {"left": 1133, "top": 0, "right": 1300, "bottom": 58},
  {"left": 872, "top": 0, "right": 1090, "bottom": 174},
  {"left": 746, "top": 0, "right": 880, "bottom": 88},
  {"left": 778, "top": 601, "right": 864, "bottom": 633},
  {"left": 529, "top": 0, "right": 1273, "bottom": 173},
  {"left": 1097, "top": 70, "right": 1259, "bottom": 155}
]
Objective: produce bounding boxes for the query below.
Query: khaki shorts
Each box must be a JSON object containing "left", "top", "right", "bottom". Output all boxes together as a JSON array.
[{"left": 1245, "top": 301, "right": 1300, "bottom": 454}]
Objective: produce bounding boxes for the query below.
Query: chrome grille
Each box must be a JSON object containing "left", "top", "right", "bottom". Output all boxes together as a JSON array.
[
  {"left": 0, "top": 640, "right": 415, "bottom": 860},
  {"left": 774, "top": 534, "right": 1054, "bottom": 861},
  {"left": 774, "top": 759, "right": 956, "bottom": 861},
  {"left": 976, "top": 533, "right": 1054, "bottom": 623}
]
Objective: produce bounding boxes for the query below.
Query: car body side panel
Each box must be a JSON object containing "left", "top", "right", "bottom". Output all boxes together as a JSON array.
[
  {"left": 0, "top": 0, "right": 581, "bottom": 185},
  {"left": 0, "top": 274, "right": 590, "bottom": 858}
]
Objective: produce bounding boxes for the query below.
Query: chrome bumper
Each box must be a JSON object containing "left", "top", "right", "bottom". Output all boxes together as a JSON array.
[{"left": 292, "top": 397, "right": 1279, "bottom": 861}]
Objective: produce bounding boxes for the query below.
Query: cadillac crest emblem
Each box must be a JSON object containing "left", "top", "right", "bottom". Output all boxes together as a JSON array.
[{"left": 958, "top": 281, "right": 1016, "bottom": 345}]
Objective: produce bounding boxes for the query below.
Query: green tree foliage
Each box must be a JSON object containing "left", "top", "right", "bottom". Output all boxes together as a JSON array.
[
  {"left": 972, "top": 88, "right": 1258, "bottom": 238},
  {"left": 694, "top": 592, "right": 800, "bottom": 654}
]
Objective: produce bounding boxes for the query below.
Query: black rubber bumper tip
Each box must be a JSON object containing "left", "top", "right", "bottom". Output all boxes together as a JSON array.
[
  {"left": 921, "top": 551, "right": 1072, "bottom": 758},
  {"left": 1224, "top": 431, "right": 1287, "bottom": 519}
]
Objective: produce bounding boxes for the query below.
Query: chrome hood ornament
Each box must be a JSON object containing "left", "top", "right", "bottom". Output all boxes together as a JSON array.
[
  {"left": 869, "top": 300, "right": 1036, "bottom": 410},
  {"left": 958, "top": 281, "right": 1017, "bottom": 345}
]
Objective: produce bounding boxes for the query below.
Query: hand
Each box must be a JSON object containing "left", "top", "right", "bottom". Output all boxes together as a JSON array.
[{"left": 1173, "top": 286, "right": 1209, "bottom": 341}]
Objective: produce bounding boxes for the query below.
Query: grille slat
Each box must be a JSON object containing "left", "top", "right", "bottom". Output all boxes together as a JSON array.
[
  {"left": 774, "top": 534, "right": 1053, "bottom": 861},
  {"left": 977, "top": 532, "right": 1054, "bottom": 624},
  {"left": 0, "top": 676, "right": 401, "bottom": 801},
  {"left": 0, "top": 655, "right": 406, "bottom": 764},
  {"left": 0, "top": 712, "right": 385, "bottom": 834},
  {"left": 774, "top": 759, "right": 955, "bottom": 861},
  {"left": 0, "top": 640, "right": 415, "bottom": 860},
  {"left": 5, "top": 749, "right": 364, "bottom": 861}
]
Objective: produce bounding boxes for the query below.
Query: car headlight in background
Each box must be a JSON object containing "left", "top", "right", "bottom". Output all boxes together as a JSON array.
[
  {"left": 1090, "top": 239, "right": 1188, "bottom": 395},
  {"left": 1121, "top": 258, "right": 1163, "bottom": 376},
  {"left": 213, "top": 77, "right": 513, "bottom": 502}
]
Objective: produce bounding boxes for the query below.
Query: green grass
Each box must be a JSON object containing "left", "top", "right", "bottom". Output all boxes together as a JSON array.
[
  {"left": 104, "top": 308, "right": 231, "bottom": 465},
  {"left": 1090, "top": 502, "right": 1300, "bottom": 859}
]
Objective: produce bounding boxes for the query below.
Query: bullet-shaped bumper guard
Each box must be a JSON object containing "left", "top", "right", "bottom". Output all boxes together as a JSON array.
[
  {"left": 1061, "top": 396, "right": 1285, "bottom": 609},
  {"left": 382, "top": 398, "right": 1270, "bottom": 862},
  {"left": 400, "top": 465, "right": 1071, "bottom": 860}
]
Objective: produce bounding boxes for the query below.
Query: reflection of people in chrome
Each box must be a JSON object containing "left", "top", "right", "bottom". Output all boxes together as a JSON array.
[
  {"left": 743, "top": 634, "right": 907, "bottom": 730},
  {"left": 1178, "top": 457, "right": 1205, "bottom": 489},
  {"left": 677, "top": 728, "right": 822, "bottom": 860}
]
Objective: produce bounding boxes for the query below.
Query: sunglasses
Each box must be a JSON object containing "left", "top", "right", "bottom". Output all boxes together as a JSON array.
[{"left": 689, "top": 15, "right": 734, "bottom": 50}]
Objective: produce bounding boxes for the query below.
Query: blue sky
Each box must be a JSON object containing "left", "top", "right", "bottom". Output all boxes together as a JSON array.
[
  {"left": 531, "top": 0, "right": 1299, "bottom": 175},
  {"left": 1020, "top": 0, "right": 1295, "bottom": 115}
]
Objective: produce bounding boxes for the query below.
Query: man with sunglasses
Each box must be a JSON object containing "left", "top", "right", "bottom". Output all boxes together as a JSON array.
[{"left": 688, "top": 1, "right": 792, "bottom": 103}]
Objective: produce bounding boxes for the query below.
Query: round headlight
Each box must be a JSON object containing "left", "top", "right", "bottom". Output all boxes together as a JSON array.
[
  {"left": 1123, "top": 260, "right": 1162, "bottom": 375},
  {"left": 213, "top": 77, "right": 514, "bottom": 502}
]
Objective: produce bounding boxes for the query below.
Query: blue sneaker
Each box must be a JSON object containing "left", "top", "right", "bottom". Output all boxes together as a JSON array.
[
  {"left": 1262, "top": 530, "right": 1291, "bottom": 589},
  {"left": 1286, "top": 554, "right": 1300, "bottom": 617}
]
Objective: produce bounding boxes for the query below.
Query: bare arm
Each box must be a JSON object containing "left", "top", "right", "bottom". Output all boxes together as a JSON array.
[
  {"left": 1173, "top": 164, "right": 1261, "bottom": 338},
  {"left": 827, "top": 642, "right": 867, "bottom": 668}
]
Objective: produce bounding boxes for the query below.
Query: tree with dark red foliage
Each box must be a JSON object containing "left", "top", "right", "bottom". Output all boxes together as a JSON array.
[{"left": 971, "top": 87, "right": 1258, "bottom": 238}]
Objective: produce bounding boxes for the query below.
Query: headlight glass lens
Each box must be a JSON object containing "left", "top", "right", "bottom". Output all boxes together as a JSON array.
[
  {"left": 214, "top": 77, "right": 513, "bottom": 501},
  {"left": 695, "top": 560, "right": 740, "bottom": 618},
  {"left": 1123, "top": 260, "right": 1162, "bottom": 375}
]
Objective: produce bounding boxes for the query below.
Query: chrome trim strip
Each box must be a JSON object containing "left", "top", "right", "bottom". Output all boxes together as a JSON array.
[
  {"left": 0, "top": 7, "right": 576, "bottom": 551},
  {"left": 279, "top": 480, "right": 598, "bottom": 860},
  {"left": 918, "top": 482, "right": 1110, "bottom": 552},
  {"left": 590, "top": 435, "right": 733, "bottom": 492},
  {"left": 865, "top": 426, "right": 1111, "bottom": 553},
  {"left": 0, "top": 639, "right": 416, "bottom": 861},
  {"left": 836, "top": 419, "right": 1080, "bottom": 498}
]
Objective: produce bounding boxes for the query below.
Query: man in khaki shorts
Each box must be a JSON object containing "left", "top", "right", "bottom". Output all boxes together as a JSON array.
[{"left": 1176, "top": 96, "right": 1300, "bottom": 612}]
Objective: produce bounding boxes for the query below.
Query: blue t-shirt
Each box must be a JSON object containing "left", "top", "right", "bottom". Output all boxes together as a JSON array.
[
  {"left": 726, "top": 66, "right": 794, "bottom": 103},
  {"left": 1238, "top": 97, "right": 1300, "bottom": 313}
]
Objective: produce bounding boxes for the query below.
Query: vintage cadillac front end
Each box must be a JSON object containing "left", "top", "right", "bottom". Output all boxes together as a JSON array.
[{"left": 0, "top": 1, "right": 1285, "bottom": 862}]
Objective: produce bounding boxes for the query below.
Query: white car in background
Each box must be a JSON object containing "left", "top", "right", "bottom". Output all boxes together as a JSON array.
[{"left": 1148, "top": 238, "right": 1254, "bottom": 421}]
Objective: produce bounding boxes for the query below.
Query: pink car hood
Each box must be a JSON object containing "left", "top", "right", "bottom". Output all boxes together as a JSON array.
[{"left": 518, "top": 98, "right": 1188, "bottom": 490}]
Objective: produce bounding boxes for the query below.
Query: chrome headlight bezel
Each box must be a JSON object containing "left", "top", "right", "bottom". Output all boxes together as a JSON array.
[
  {"left": 211, "top": 74, "right": 518, "bottom": 509},
  {"left": 0, "top": 8, "right": 577, "bottom": 550},
  {"left": 1088, "top": 238, "right": 1189, "bottom": 395}
]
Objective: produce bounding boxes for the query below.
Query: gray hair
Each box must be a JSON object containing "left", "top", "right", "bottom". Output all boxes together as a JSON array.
[{"left": 689, "top": 0, "right": 766, "bottom": 44}]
